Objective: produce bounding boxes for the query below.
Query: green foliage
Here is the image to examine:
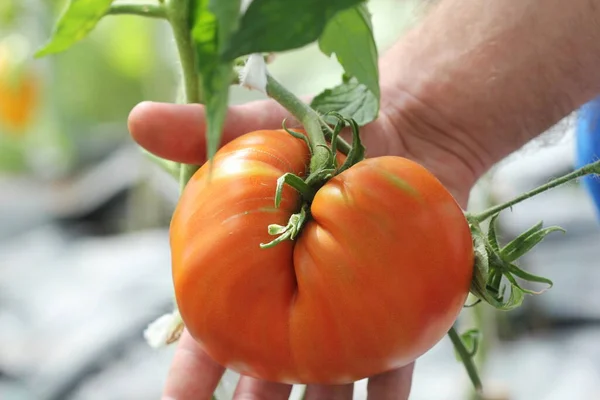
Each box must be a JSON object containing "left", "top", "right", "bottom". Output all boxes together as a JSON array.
[
  {"left": 191, "top": 0, "right": 241, "bottom": 160},
  {"left": 0, "top": 0, "right": 21, "bottom": 28},
  {"left": 318, "top": 4, "right": 379, "bottom": 98},
  {"left": 310, "top": 76, "right": 378, "bottom": 126},
  {"left": 220, "top": 0, "right": 365, "bottom": 60},
  {"left": 36, "top": 0, "right": 115, "bottom": 57}
]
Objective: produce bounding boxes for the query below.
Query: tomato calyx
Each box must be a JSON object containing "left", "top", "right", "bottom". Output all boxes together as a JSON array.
[
  {"left": 467, "top": 213, "right": 560, "bottom": 310},
  {"left": 464, "top": 159, "right": 600, "bottom": 311},
  {"left": 261, "top": 114, "right": 366, "bottom": 249},
  {"left": 260, "top": 204, "right": 310, "bottom": 248},
  {"left": 450, "top": 159, "right": 600, "bottom": 391}
]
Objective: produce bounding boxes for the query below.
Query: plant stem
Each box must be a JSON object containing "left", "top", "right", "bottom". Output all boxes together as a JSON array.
[
  {"left": 448, "top": 327, "right": 482, "bottom": 392},
  {"left": 323, "top": 125, "right": 352, "bottom": 155},
  {"left": 473, "top": 159, "right": 600, "bottom": 222},
  {"left": 266, "top": 74, "right": 330, "bottom": 173},
  {"left": 166, "top": 0, "right": 202, "bottom": 190},
  {"left": 108, "top": 1, "right": 167, "bottom": 18},
  {"left": 143, "top": 150, "right": 181, "bottom": 179},
  {"left": 166, "top": 0, "right": 202, "bottom": 104}
]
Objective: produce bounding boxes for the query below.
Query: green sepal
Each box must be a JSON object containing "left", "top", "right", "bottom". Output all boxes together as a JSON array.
[
  {"left": 274, "top": 172, "right": 317, "bottom": 207},
  {"left": 501, "top": 222, "right": 565, "bottom": 262},
  {"left": 466, "top": 212, "right": 560, "bottom": 311}
]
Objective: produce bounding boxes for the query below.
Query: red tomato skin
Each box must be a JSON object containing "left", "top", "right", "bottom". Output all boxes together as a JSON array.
[{"left": 170, "top": 130, "right": 474, "bottom": 384}]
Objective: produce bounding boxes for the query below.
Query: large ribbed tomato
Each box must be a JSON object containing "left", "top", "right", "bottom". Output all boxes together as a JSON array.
[{"left": 170, "top": 129, "right": 474, "bottom": 384}]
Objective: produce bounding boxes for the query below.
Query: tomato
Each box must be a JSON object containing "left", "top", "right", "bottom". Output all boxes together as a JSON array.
[
  {"left": 0, "top": 37, "right": 38, "bottom": 134},
  {"left": 170, "top": 129, "right": 474, "bottom": 384}
]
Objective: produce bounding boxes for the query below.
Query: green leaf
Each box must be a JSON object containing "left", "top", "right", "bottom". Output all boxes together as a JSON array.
[
  {"left": 310, "top": 76, "right": 379, "bottom": 126},
  {"left": 35, "top": 0, "right": 115, "bottom": 57},
  {"left": 318, "top": 4, "right": 379, "bottom": 98},
  {"left": 221, "top": 0, "right": 365, "bottom": 60},
  {"left": 501, "top": 222, "right": 565, "bottom": 262},
  {"left": 192, "top": 0, "right": 240, "bottom": 160},
  {"left": 210, "top": 0, "right": 242, "bottom": 44}
]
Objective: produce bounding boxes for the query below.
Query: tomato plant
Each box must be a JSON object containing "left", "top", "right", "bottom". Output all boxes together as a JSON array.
[{"left": 36, "top": 0, "right": 600, "bottom": 396}]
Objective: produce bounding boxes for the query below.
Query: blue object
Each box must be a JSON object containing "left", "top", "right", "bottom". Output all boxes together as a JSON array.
[{"left": 575, "top": 95, "right": 600, "bottom": 218}]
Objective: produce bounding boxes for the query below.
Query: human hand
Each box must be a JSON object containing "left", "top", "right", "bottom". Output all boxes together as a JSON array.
[{"left": 128, "top": 86, "right": 484, "bottom": 399}]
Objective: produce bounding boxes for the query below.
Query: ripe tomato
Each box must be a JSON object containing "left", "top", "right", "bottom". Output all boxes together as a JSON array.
[
  {"left": 0, "top": 39, "right": 38, "bottom": 134},
  {"left": 170, "top": 129, "right": 474, "bottom": 384}
]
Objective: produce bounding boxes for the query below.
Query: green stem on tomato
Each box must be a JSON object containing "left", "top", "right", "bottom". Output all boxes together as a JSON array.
[
  {"left": 266, "top": 74, "right": 330, "bottom": 174},
  {"left": 107, "top": 2, "right": 167, "bottom": 18},
  {"left": 165, "top": 0, "right": 202, "bottom": 191},
  {"left": 448, "top": 327, "right": 482, "bottom": 392},
  {"left": 473, "top": 159, "right": 600, "bottom": 222},
  {"left": 264, "top": 75, "right": 353, "bottom": 158}
]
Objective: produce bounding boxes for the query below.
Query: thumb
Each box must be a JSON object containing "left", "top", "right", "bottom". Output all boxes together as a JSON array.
[{"left": 128, "top": 99, "right": 295, "bottom": 164}]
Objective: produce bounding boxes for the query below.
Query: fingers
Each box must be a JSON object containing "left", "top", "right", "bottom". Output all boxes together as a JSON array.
[
  {"left": 162, "top": 330, "right": 413, "bottom": 400},
  {"left": 128, "top": 100, "right": 294, "bottom": 164},
  {"left": 162, "top": 330, "right": 225, "bottom": 400},
  {"left": 304, "top": 383, "right": 354, "bottom": 400},
  {"left": 232, "top": 376, "right": 293, "bottom": 400},
  {"left": 367, "top": 363, "right": 415, "bottom": 400}
]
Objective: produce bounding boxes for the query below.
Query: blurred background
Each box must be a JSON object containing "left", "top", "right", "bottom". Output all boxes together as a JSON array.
[{"left": 1, "top": 0, "right": 600, "bottom": 399}]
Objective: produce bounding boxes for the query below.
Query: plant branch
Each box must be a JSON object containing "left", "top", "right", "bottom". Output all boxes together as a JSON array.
[
  {"left": 448, "top": 327, "right": 482, "bottom": 392},
  {"left": 166, "top": 0, "right": 202, "bottom": 104},
  {"left": 473, "top": 160, "right": 600, "bottom": 222},
  {"left": 108, "top": 1, "right": 167, "bottom": 18},
  {"left": 166, "top": 0, "right": 202, "bottom": 190}
]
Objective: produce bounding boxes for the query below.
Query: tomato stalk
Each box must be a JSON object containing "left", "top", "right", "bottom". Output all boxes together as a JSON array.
[
  {"left": 265, "top": 74, "right": 331, "bottom": 175},
  {"left": 255, "top": 73, "right": 370, "bottom": 248},
  {"left": 448, "top": 326, "right": 482, "bottom": 392},
  {"left": 472, "top": 159, "right": 600, "bottom": 222},
  {"left": 263, "top": 73, "right": 355, "bottom": 161}
]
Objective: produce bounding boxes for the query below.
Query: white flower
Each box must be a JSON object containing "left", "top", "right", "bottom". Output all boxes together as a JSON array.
[
  {"left": 143, "top": 309, "right": 184, "bottom": 348},
  {"left": 239, "top": 53, "right": 268, "bottom": 93}
]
